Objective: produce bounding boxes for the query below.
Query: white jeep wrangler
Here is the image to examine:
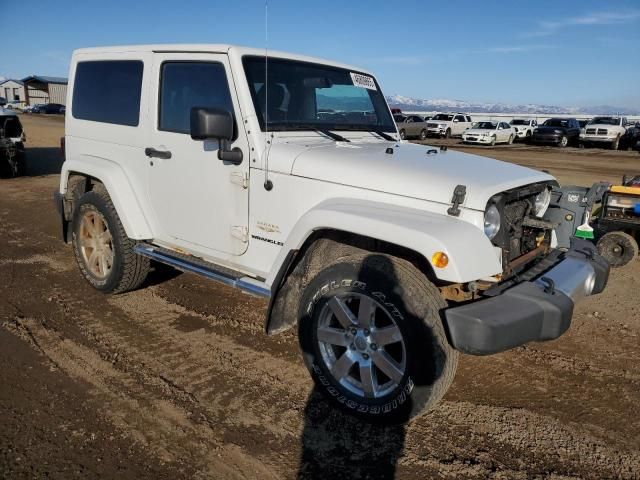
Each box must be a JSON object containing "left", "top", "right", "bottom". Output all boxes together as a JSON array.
[{"left": 55, "top": 45, "right": 609, "bottom": 422}]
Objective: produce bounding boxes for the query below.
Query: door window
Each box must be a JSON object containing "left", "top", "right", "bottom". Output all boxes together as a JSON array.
[
  {"left": 455, "top": 115, "right": 465, "bottom": 122},
  {"left": 159, "top": 62, "right": 234, "bottom": 134}
]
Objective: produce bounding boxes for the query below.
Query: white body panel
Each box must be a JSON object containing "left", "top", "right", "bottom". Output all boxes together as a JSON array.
[{"left": 61, "top": 44, "right": 556, "bottom": 288}]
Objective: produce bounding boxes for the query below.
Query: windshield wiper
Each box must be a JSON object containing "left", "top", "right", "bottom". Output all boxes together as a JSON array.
[
  {"left": 372, "top": 130, "right": 396, "bottom": 142},
  {"left": 267, "top": 123, "right": 350, "bottom": 142}
]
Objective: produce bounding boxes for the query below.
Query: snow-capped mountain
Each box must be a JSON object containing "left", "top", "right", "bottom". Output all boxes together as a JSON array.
[{"left": 386, "top": 95, "right": 638, "bottom": 116}]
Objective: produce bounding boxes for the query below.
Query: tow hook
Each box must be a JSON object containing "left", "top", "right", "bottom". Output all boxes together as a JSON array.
[{"left": 539, "top": 277, "right": 556, "bottom": 294}]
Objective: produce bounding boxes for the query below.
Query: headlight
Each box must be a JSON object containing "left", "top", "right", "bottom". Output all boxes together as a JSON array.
[
  {"left": 439, "top": 124, "right": 446, "bottom": 128},
  {"left": 484, "top": 204, "right": 501, "bottom": 239},
  {"left": 533, "top": 189, "right": 551, "bottom": 217}
]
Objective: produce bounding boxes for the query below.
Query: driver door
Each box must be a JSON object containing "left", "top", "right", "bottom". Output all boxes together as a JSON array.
[{"left": 146, "top": 53, "right": 250, "bottom": 256}]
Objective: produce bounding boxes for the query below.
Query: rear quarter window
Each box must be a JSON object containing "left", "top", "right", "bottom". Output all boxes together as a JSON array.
[{"left": 72, "top": 60, "right": 144, "bottom": 126}]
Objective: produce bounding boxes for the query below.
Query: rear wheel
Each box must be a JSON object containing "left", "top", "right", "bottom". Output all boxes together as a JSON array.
[
  {"left": 298, "top": 253, "right": 458, "bottom": 422},
  {"left": 597, "top": 231, "right": 638, "bottom": 267},
  {"left": 71, "top": 189, "right": 150, "bottom": 293},
  {"left": 559, "top": 135, "right": 568, "bottom": 148}
]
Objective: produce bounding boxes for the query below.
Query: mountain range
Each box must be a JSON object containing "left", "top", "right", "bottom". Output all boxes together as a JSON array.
[{"left": 386, "top": 95, "right": 639, "bottom": 116}]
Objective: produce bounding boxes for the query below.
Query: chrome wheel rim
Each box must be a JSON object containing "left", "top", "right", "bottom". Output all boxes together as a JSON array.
[
  {"left": 316, "top": 293, "right": 406, "bottom": 399},
  {"left": 79, "top": 210, "right": 114, "bottom": 279}
]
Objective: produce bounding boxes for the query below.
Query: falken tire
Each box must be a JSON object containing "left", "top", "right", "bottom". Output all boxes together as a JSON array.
[
  {"left": 597, "top": 231, "right": 638, "bottom": 268},
  {"left": 71, "top": 189, "right": 150, "bottom": 293},
  {"left": 298, "top": 253, "right": 458, "bottom": 422}
]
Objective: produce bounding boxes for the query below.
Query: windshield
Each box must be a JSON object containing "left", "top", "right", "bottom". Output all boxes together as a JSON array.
[
  {"left": 473, "top": 122, "right": 497, "bottom": 130},
  {"left": 243, "top": 56, "right": 395, "bottom": 132},
  {"left": 432, "top": 114, "right": 453, "bottom": 121},
  {"left": 510, "top": 119, "right": 528, "bottom": 125},
  {"left": 589, "top": 117, "right": 620, "bottom": 126},
  {"left": 543, "top": 119, "right": 568, "bottom": 127}
]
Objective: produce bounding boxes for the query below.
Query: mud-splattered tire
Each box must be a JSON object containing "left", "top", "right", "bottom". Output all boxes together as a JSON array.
[
  {"left": 298, "top": 253, "right": 458, "bottom": 423},
  {"left": 71, "top": 189, "right": 150, "bottom": 293},
  {"left": 597, "top": 231, "right": 638, "bottom": 268}
]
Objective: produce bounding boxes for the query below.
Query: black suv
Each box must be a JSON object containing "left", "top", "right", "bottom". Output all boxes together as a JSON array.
[
  {"left": 621, "top": 122, "right": 640, "bottom": 152},
  {"left": 531, "top": 118, "right": 581, "bottom": 147},
  {"left": 0, "top": 114, "right": 26, "bottom": 177}
]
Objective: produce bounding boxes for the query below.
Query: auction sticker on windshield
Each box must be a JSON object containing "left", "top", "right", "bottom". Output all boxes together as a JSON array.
[{"left": 350, "top": 72, "right": 377, "bottom": 90}]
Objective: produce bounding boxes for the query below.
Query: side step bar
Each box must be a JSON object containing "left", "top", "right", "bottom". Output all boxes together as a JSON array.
[{"left": 134, "top": 244, "right": 271, "bottom": 298}]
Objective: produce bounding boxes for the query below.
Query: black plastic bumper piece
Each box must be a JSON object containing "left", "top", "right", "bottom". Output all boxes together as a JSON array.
[{"left": 444, "top": 241, "right": 609, "bottom": 356}]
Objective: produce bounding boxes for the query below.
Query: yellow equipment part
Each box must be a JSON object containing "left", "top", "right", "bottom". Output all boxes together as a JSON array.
[{"left": 610, "top": 185, "right": 640, "bottom": 195}]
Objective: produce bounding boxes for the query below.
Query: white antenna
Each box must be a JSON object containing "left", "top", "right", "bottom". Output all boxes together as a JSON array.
[{"left": 263, "top": 0, "right": 273, "bottom": 191}]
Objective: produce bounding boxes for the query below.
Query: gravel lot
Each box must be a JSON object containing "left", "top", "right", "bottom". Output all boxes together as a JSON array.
[{"left": 1, "top": 114, "right": 639, "bottom": 479}]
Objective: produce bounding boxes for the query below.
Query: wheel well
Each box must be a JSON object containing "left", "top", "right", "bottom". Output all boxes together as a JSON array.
[
  {"left": 62, "top": 173, "right": 105, "bottom": 220},
  {"left": 265, "top": 229, "right": 438, "bottom": 335}
]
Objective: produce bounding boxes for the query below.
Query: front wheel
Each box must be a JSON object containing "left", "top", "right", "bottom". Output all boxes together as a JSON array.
[
  {"left": 71, "top": 189, "right": 150, "bottom": 293},
  {"left": 399, "top": 129, "right": 406, "bottom": 140},
  {"left": 559, "top": 135, "right": 568, "bottom": 148},
  {"left": 508, "top": 134, "right": 514, "bottom": 145},
  {"left": 444, "top": 129, "right": 451, "bottom": 139},
  {"left": 611, "top": 136, "right": 620, "bottom": 150},
  {"left": 420, "top": 129, "right": 427, "bottom": 141},
  {"left": 298, "top": 253, "right": 458, "bottom": 422},
  {"left": 489, "top": 136, "right": 496, "bottom": 146},
  {"left": 597, "top": 231, "right": 638, "bottom": 267}
]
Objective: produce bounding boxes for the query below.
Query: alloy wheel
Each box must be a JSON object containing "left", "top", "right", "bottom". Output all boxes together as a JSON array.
[
  {"left": 79, "top": 210, "right": 114, "bottom": 279},
  {"left": 316, "top": 293, "right": 406, "bottom": 399}
]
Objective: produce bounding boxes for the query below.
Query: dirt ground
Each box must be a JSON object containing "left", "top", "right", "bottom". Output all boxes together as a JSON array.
[{"left": 1, "top": 114, "right": 639, "bottom": 479}]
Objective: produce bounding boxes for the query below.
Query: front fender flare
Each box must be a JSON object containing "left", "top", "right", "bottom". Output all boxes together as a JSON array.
[{"left": 267, "top": 198, "right": 502, "bottom": 286}]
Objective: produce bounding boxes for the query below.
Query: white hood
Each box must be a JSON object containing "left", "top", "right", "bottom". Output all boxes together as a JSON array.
[
  {"left": 463, "top": 128, "right": 496, "bottom": 136},
  {"left": 279, "top": 140, "right": 553, "bottom": 211}
]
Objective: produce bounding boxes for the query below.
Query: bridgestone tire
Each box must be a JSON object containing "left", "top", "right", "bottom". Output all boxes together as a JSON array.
[
  {"left": 597, "top": 231, "right": 638, "bottom": 268},
  {"left": 298, "top": 253, "right": 458, "bottom": 423},
  {"left": 71, "top": 189, "right": 150, "bottom": 293}
]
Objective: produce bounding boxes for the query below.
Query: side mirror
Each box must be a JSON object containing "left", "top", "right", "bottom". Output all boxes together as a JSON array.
[
  {"left": 190, "top": 107, "right": 242, "bottom": 165},
  {"left": 453, "top": 119, "right": 459, "bottom": 122}
]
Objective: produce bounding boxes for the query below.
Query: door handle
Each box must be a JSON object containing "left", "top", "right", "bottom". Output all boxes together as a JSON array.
[{"left": 145, "top": 147, "right": 172, "bottom": 159}]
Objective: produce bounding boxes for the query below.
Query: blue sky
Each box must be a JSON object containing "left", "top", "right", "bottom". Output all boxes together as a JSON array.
[{"left": 3, "top": 0, "right": 639, "bottom": 108}]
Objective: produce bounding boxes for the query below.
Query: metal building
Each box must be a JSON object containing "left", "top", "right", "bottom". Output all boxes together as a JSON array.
[
  {"left": 0, "top": 79, "right": 26, "bottom": 107},
  {"left": 21, "top": 75, "right": 68, "bottom": 106}
]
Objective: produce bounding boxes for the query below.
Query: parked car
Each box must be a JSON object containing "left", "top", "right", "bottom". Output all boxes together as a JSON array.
[
  {"left": 396, "top": 114, "right": 429, "bottom": 140},
  {"left": 33, "top": 103, "right": 65, "bottom": 114},
  {"left": 462, "top": 121, "right": 516, "bottom": 146},
  {"left": 509, "top": 118, "right": 537, "bottom": 141},
  {"left": 531, "top": 118, "right": 580, "bottom": 147},
  {"left": 0, "top": 111, "right": 26, "bottom": 157},
  {"left": 24, "top": 104, "right": 45, "bottom": 113},
  {"left": 426, "top": 113, "right": 473, "bottom": 138},
  {"left": 55, "top": 44, "right": 609, "bottom": 422},
  {"left": 579, "top": 116, "right": 629, "bottom": 150},
  {"left": 620, "top": 122, "right": 640, "bottom": 151}
]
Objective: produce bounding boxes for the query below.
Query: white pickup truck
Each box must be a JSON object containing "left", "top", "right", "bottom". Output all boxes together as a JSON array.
[
  {"left": 54, "top": 44, "right": 609, "bottom": 422},
  {"left": 579, "top": 116, "right": 629, "bottom": 150}
]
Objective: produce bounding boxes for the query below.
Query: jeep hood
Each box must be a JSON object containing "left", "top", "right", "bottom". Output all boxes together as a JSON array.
[{"left": 289, "top": 140, "right": 554, "bottom": 211}]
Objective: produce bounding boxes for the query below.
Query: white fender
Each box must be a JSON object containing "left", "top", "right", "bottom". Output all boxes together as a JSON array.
[{"left": 268, "top": 198, "right": 502, "bottom": 285}]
